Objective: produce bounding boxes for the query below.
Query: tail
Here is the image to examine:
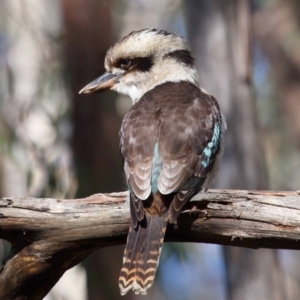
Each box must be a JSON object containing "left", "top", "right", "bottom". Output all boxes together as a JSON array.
[{"left": 119, "top": 214, "right": 168, "bottom": 295}]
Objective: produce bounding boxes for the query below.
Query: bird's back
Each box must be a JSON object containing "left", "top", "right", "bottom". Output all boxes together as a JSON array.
[{"left": 119, "top": 81, "right": 223, "bottom": 294}]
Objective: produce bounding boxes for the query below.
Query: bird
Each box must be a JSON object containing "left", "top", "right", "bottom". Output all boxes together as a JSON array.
[{"left": 79, "top": 28, "right": 225, "bottom": 295}]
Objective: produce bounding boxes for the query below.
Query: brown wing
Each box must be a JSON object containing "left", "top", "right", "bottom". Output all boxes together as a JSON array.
[
  {"left": 120, "top": 82, "right": 222, "bottom": 223},
  {"left": 156, "top": 86, "right": 222, "bottom": 221},
  {"left": 120, "top": 97, "right": 161, "bottom": 225},
  {"left": 120, "top": 101, "right": 159, "bottom": 201}
]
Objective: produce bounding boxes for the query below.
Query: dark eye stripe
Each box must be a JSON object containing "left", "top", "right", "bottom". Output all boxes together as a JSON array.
[
  {"left": 164, "top": 49, "right": 194, "bottom": 67},
  {"left": 133, "top": 57, "right": 153, "bottom": 72},
  {"left": 115, "top": 56, "right": 153, "bottom": 72}
]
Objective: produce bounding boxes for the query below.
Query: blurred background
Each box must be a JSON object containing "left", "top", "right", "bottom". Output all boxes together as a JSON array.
[{"left": 0, "top": 0, "right": 300, "bottom": 299}]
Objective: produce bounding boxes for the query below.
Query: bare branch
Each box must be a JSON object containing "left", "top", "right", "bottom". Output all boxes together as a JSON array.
[{"left": 1, "top": 189, "right": 300, "bottom": 299}]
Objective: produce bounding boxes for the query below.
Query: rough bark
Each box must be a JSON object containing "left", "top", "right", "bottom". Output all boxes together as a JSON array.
[{"left": 1, "top": 189, "right": 300, "bottom": 300}]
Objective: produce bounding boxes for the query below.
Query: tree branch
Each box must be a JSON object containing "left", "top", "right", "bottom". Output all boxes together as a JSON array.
[{"left": 1, "top": 189, "right": 300, "bottom": 299}]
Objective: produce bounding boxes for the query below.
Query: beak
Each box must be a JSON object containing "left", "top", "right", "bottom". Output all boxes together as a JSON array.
[{"left": 79, "top": 72, "right": 120, "bottom": 94}]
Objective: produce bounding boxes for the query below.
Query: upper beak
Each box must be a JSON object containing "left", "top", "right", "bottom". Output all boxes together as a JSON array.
[{"left": 79, "top": 72, "right": 120, "bottom": 94}]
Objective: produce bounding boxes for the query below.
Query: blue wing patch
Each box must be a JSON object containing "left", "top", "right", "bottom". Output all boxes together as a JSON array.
[
  {"left": 151, "top": 143, "right": 161, "bottom": 193},
  {"left": 201, "top": 123, "right": 221, "bottom": 168}
]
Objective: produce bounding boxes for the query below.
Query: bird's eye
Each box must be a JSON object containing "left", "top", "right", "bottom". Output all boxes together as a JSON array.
[{"left": 120, "top": 59, "right": 132, "bottom": 70}]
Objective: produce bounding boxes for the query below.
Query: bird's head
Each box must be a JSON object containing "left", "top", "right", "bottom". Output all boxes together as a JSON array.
[{"left": 79, "top": 29, "right": 198, "bottom": 103}]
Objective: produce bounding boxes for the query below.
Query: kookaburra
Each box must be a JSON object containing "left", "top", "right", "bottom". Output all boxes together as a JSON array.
[{"left": 80, "top": 28, "right": 224, "bottom": 295}]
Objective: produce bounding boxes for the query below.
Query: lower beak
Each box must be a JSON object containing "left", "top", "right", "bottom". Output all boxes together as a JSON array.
[{"left": 79, "top": 72, "right": 120, "bottom": 94}]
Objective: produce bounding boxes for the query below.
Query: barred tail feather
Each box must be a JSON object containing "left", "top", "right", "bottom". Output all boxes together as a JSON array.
[{"left": 119, "top": 214, "right": 168, "bottom": 295}]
